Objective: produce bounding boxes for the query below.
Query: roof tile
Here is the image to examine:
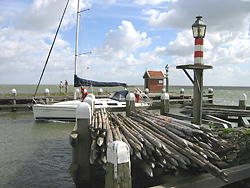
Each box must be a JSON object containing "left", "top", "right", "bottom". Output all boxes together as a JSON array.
[{"left": 148, "top": 71, "right": 164, "bottom": 77}]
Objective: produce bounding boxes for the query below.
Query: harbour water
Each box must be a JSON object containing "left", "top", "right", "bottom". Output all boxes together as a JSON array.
[
  {"left": 1, "top": 85, "right": 250, "bottom": 187},
  {"left": 0, "top": 112, "right": 75, "bottom": 188},
  {"left": 1, "top": 84, "right": 250, "bottom": 106}
]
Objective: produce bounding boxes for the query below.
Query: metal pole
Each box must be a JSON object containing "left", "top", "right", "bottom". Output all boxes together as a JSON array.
[
  {"left": 74, "top": 0, "right": 80, "bottom": 100},
  {"left": 165, "top": 64, "right": 169, "bottom": 92}
]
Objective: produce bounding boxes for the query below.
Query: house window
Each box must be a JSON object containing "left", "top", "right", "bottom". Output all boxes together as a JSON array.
[{"left": 159, "top": 80, "right": 163, "bottom": 84}]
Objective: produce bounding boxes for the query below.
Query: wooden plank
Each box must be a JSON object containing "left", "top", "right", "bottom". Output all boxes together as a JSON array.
[
  {"left": 239, "top": 117, "right": 250, "bottom": 127},
  {"left": 151, "top": 163, "right": 250, "bottom": 188},
  {"left": 203, "top": 114, "right": 232, "bottom": 128}
]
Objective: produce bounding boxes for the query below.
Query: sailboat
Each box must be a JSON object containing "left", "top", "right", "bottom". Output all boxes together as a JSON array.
[{"left": 32, "top": 0, "right": 150, "bottom": 121}]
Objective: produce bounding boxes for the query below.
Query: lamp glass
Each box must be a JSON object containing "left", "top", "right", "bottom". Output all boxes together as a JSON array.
[{"left": 192, "top": 16, "right": 206, "bottom": 38}]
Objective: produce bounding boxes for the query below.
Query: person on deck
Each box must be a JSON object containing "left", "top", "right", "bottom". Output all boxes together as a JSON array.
[
  {"left": 65, "top": 80, "right": 68, "bottom": 93},
  {"left": 81, "top": 86, "right": 88, "bottom": 102},
  {"left": 135, "top": 91, "right": 140, "bottom": 103},
  {"left": 59, "top": 81, "right": 63, "bottom": 93}
]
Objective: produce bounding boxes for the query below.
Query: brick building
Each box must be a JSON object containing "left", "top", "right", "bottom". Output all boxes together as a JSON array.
[{"left": 143, "top": 70, "right": 165, "bottom": 92}]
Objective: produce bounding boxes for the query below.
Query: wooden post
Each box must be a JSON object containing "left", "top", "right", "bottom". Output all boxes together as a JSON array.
[
  {"left": 70, "top": 102, "right": 92, "bottom": 187},
  {"left": 11, "top": 89, "right": 17, "bottom": 112},
  {"left": 105, "top": 141, "right": 131, "bottom": 188},
  {"left": 193, "top": 69, "right": 204, "bottom": 125},
  {"left": 160, "top": 93, "right": 170, "bottom": 115},
  {"left": 238, "top": 93, "right": 247, "bottom": 127},
  {"left": 84, "top": 96, "right": 94, "bottom": 115},
  {"left": 208, "top": 88, "right": 213, "bottom": 104},
  {"left": 176, "top": 65, "right": 212, "bottom": 124},
  {"left": 126, "top": 93, "right": 135, "bottom": 117},
  {"left": 44, "top": 88, "right": 49, "bottom": 104},
  {"left": 239, "top": 93, "right": 247, "bottom": 110}
]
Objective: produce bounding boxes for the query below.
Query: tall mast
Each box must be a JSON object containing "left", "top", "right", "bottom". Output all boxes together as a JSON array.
[
  {"left": 74, "top": 0, "right": 80, "bottom": 76},
  {"left": 74, "top": 0, "right": 80, "bottom": 100}
]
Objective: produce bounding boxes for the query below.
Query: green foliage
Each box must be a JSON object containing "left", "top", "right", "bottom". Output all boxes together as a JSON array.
[
  {"left": 244, "top": 129, "right": 250, "bottom": 135},
  {"left": 208, "top": 121, "right": 217, "bottom": 128},
  {"left": 223, "top": 128, "right": 232, "bottom": 133}
]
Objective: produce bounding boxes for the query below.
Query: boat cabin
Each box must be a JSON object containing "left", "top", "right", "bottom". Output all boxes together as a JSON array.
[{"left": 143, "top": 70, "right": 165, "bottom": 92}]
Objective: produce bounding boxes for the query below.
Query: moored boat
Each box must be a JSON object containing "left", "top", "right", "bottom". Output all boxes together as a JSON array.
[{"left": 32, "top": 0, "right": 150, "bottom": 121}]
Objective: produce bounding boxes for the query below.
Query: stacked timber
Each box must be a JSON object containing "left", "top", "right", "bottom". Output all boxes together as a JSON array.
[
  {"left": 89, "top": 109, "right": 229, "bottom": 183},
  {"left": 181, "top": 106, "right": 250, "bottom": 117}
]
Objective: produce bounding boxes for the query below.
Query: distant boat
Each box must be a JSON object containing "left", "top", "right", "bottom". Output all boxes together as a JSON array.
[{"left": 32, "top": 0, "right": 150, "bottom": 121}]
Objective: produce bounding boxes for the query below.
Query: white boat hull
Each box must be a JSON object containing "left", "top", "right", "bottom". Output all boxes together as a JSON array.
[
  {"left": 33, "top": 99, "right": 149, "bottom": 121},
  {"left": 33, "top": 100, "right": 82, "bottom": 121}
]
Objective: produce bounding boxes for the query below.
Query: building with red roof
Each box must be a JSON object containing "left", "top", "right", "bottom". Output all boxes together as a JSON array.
[{"left": 143, "top": 70, "right": 165, "bottom": 92}]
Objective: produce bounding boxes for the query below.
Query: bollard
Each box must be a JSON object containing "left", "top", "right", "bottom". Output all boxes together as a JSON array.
[
  {"left": 180, "top": 88, "right": 184, "bottom": 95},
  {"left": 208, "top": 88, "right": 214, "bottom": 103},
  {"left": 44, "top": 88, "right": 49, "bottom": 104},
  {"left": 105, "top": 141, "right": 131, "bottom": 188},
  {"left": 126, "top": 93, "right": 135, "bottom": 117},
  {"left": 239, "top": 93, "right": 247, "bottom": 110},
  {"left": 145, "top": 88, "right": 149, "bottom": 94},
  {"left": 161, "top": 88, "right": 166, "bottom": 93},
  {"left": 87, "top": 93, "right": 95, "bottom": 100},
  {"left": 238, "top": 94, "right": 247, "bottom": 127},
  {"left": 84, "top": 96, "right": 94, "bottom": 115},
  {"left": 11, "top": 89, "right": 17, "bottom": 111},
  {"left": 180, "top": 88, "right": 184, "bottom": 104},
  {"left": 160, "top": 93, "right": 170, "bottom": 115},
  {"left": 98, "top": 88, "right": 103, "bottom": 95},
  {"left": 75, "top": 88, "right": 80, "bottom": 99},
  {"left": 70, "top": 102, "right": 92, "bottom": 187},
  {"left": 11, "top": 88, "right": 17, "bottom": 104}
]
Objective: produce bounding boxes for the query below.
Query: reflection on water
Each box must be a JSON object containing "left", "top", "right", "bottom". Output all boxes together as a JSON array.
[{"left": 0, "top": 112, "right": 75, "bottom": 188}]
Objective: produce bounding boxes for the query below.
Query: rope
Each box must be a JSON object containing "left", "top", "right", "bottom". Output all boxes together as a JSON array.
[{"left": 33, "top": 0, "right": 70, "bottom": 99}]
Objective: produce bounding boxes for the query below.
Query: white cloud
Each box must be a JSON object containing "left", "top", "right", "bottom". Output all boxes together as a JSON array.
[
  {"left": 0, "top": 0, "right": 82, "bottom": 84},
  {"left": 2, "top": 0, "right": 250, "bottom": 86},
  {"left": 144, "top": 0, "right": 250, "bottom": 35},
  {"left": 93, "top": 20, "right": 151, "bottom": 60},
  {"left": 134, "top": 0, "right": 173, "bottom": 5},
  {"left": 205, "top": 66, "right": 250, "bottom": 86},
  {"left": 145, "top": 0, "right": 250, "bottom": 70},
  {"left": 154, "top": 30, "right": 193, "bottom": 57}
]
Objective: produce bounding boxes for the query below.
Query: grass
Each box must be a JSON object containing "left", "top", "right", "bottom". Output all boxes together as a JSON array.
[
  {"left": 244, "top": 129, "right": 250, "bottom": 135},
  {"left": 223, "top": 128, "right": 232, "bottom": 133}
]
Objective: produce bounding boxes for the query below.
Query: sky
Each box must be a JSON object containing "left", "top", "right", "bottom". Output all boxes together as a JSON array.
[{"left": 1, "top": 0, "right": 250, "bottom": 87}]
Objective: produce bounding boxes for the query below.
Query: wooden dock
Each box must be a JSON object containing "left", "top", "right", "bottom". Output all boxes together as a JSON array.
[
  {"left": 69, "top": 101, "right": 250, "bottom": 188},
  {"left": 0, "top": 93, "right": 213, "bottom": 111}
]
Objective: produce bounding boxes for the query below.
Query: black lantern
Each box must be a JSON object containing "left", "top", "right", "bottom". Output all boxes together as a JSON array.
[
  {"left": 165, "top": 64, "right": 169, "bottom": 77},
  {"left": 192, "top": 16, "right": 206, "bottom": 38}
]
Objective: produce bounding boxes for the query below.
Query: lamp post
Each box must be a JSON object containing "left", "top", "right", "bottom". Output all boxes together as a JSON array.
[
  {"left": 192, "top": 16, "right": 206, "bottom": 125},
  {"left": 165, "top": 64, "right": 169, "bottom": 92},
  {"left": 176, "top": 16, "right": 212, "bottom": 125},
  {"left": 192, "top": 16, "right": 206, "bottom": 65}
]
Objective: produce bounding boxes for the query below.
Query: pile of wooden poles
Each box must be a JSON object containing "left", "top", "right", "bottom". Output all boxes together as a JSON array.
[{"left": 89, "top": 109, "right": 228, "bottom": 183}]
